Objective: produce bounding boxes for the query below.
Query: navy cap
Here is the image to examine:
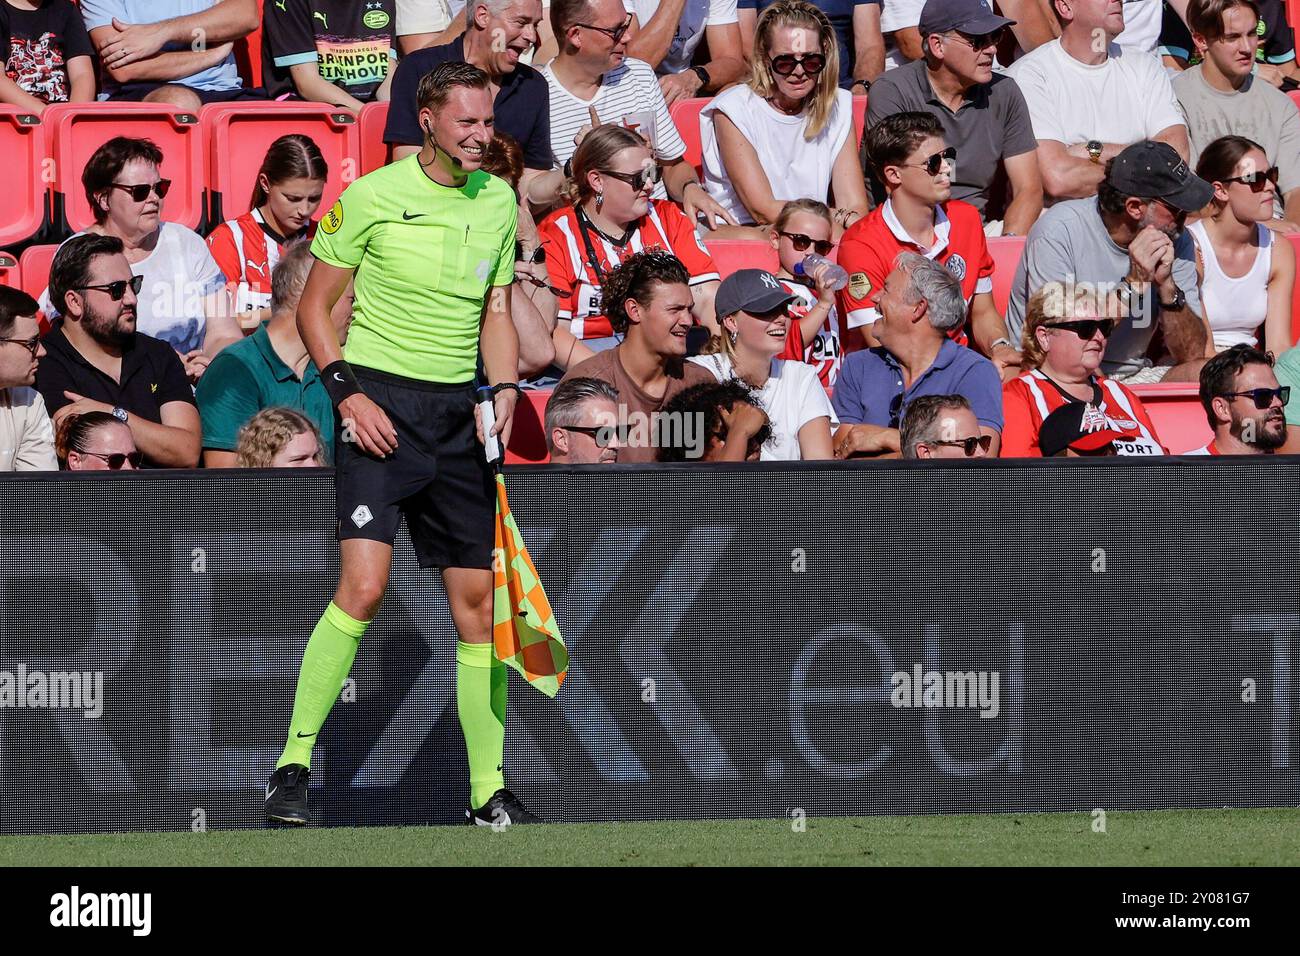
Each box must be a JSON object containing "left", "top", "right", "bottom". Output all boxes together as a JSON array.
[
  {"left": 714, "top": 269, "right": 798, "bottom": 319},
  {"left": 919, "top": 0, "right": 1015, "bottom": 38},
  {"left": 1109, "top": 141, "right": 1215, "bottom": 213}
]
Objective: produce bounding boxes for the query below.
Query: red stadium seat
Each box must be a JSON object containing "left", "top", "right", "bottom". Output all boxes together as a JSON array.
[
  {"left": 234, "top": 0, "right": 265, "bottom": 89},
  {"left": 505, "top": 388, "right": 551, "bottom": 464},
  {"left": 359, "top": 101, "right": 391, "bottom": 175},
  {"left": 0, "top": 107, "right": 47, "bottom": 248},
  {"left": 203, "top": 103, "right": 360, "bottom": 226},
  {"left": 0, "top": 252, "right": 19, "bottom": 291},
  {"left": 42, "top": 103, "right": 206, "bottom": 235},
  {"left": 1130, "top": 383, "right": 1213, "bottom": 455},
  {"left": 986, "top": 235, "right": 1025, "bottom": 317},
  {"left": 852, "top": 94, "right": 867, "bottom": 146},
  {"left": 669, "top": 97, "right": 709, "bottom": 177},
  {"left": 703, "top": 238, "right": 779, "bottom": 277},
  {"left": 18, "top": 243, "right": 57, "bottom": 299},
  {"left": 1291, "top": 90, "right": 1300, "bottom": 112},
  {"left": 1288, "top": 234, "right": 1300, "bottom": 348}
]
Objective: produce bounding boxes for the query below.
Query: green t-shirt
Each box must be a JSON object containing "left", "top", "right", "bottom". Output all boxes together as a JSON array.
[
  {"left": 1274, "top": 345, "right": 1300, "bottom": 427},
  {"left": 310, "top": 155, "right": 517, "bottom": 383}
]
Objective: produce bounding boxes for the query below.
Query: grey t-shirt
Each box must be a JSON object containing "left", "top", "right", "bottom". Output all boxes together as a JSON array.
[
  {"left": 865, "top": 59, "right": 1038, "bottom": 219},
  {"left": 1006, "top": 198, "right": 1203, "bottom": 377},
  {"left": 1173, "top": 65, "right": 1300, "bottom": 217}
]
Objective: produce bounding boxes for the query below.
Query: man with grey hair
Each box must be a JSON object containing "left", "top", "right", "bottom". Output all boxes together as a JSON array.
[
  {"left": 195, "top": 241, "right": 353, "bottom": 466},
  {"left": 900, "top": 393, "right": 990, "bottom": 459},
  {"left": 832, "top": 252, "right": 1004, "bottom": 458},
  {"left": 545, "top": 375, "right": 622, "bottom": 463}
]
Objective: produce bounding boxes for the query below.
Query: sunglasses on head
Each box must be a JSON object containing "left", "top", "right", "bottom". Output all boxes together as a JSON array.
[
  {"left": 82, "top": 450, "right": 144, "bottom": 470},
  {"left": 1219, "top": 386, "right": 1290, "bottom": 409},
  {"left": 79, "top": 274, "right": 144, "bottom": 301},
  {"left": 769, "top": 53, "right": 826, "bottom": 76},
  {"left": 944, "top": 27, "right": 1007, "bottom": 50},
  {"left": 110, "top": 179, "right": 171, "bottom": 203},
  {"left": 1224, "top": 166, "right": 1280, "bottom": 191},
  {"left": 600, "top": 165, "right": 661, "bottom": 192},
  {"left": 779, "top": 231, "right": 834, "bottom": 255},
  {"left": 1044, "top": 318, "right": 1115, "bottom": 339},
  {"left": 928, "top": 435, "right": 993, "bottom": 456},
  {"left": 561, "top": 424, "right": 620, "bottom": 447},
  {"left": 903, "top": 146, "right": 957, "bottom": 176}
]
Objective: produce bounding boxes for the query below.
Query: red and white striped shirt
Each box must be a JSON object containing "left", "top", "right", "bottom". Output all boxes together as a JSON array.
[
  {"left": 1002, "top": 369, "right": 1166, "bottom": 457},
  {"left": 776, "top": 279, "right": 841, "bottom": 387},
  {"left": 538, "top": 200, "right": 719, "bottom": 340},
  {"left": 206, "top": 209, "right": 314, "bottom": 314}
]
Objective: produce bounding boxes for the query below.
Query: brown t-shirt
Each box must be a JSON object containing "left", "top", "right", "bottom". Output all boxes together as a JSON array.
[{"left": 560, "top": 347, "right": 714, "bottom": 463}]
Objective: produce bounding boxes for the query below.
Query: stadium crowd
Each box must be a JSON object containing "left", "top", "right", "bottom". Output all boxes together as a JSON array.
[{"left": 2, "top": 0, "right": 1300, "bottom": 469}]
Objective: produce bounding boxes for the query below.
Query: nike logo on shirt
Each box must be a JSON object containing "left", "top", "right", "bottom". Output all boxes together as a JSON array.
[{"left": 402, "top": 211, "right": 425, "bottom": 220}]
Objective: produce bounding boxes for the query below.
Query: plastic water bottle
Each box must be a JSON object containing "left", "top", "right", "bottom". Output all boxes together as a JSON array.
[{"left": 794, "top": 253, "right": 848, "bottom": 292}]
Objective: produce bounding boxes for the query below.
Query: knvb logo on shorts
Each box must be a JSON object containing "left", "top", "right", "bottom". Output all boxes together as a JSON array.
[
  {"left": 50, "top": 886, "right": 151, "bottom": 937},
  {"left": 0, "top": 665, "right": 103, "bottom": 718},
  {"left": 889, "top": 664, "right": 1000, "bottom": 719},
  {"left": 351, "top": 505, "right": 374, "bottom": 528}
]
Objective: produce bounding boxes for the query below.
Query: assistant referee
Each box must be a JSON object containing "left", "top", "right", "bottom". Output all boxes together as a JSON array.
[{"left": 265, "top": 61, "right": 534, "bottom": 827}]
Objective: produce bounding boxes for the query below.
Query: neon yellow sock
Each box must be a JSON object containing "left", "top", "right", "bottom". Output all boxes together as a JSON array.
[
  {"left": 457, "top": 640, "right": 507, "bottom": 810},
  {"left": 277, "top": 602, "right": 369, "bottom": 770}
]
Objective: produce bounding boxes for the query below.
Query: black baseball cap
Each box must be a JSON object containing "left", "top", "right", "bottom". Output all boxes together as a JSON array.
[
  {"left": 714, "top": 269, "right": 798, "bottom": 319},
  {"left": 1039, "top": 402, "right": 1131, "bottom": 457},
  {"left": 919, "top": 0, "right": 1015, "bottom": 38},
  {"left": 1109, "top": 141, "right": 1215, "bottom": 212}
]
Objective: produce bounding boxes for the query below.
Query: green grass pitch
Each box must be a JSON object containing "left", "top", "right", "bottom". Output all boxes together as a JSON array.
[{"left": 2, "top": 809, "right": 1299, "bottom": 866}]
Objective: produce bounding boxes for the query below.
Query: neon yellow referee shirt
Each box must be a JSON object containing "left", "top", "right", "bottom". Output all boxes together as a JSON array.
[{"left": 311, "top": 154, "right": 517, "bottom": 383}]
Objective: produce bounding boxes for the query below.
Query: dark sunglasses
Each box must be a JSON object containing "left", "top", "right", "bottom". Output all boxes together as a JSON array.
[
  {"left": 600, "top": 165, "right": 660, "bottom": 192},
  {"left": 944, "top": 27, "right": 1006, "bottom": 50},
  {"left": 0, "top": 334, "right": 40, "bottom": 356},
  {"left": 561, "top": 424, "right": 620, "bottom": 447},
  {"left": 517, "top": 271, "right": 568, "bottom": 297},
  {"left": 78, "top": 274, "right": 144, "bottom": 301},
  {"left": 1219, "top": 386, "right": 1290, "bottom": 409},
  {"left": 928, "top": 435, "right": 993, "bottom": 456},
  {"left": 1044, "top": 318, "right": 1115, "bottom": 339},
  {"left": 770, "top": 53, "right": 826, "bottom": 77},
  {"left": 903, "top": 146, "right": 957, "bottom": 176},
  {"left": 1223, "top": 166, "right": 1280, "bottom": 192},
  {"left": 575, "top": 14, "right": 632, "bottom": 43},
  {"left": 779, "top": 231, "right": 834, "bottom": 255},
  {"left": 81, "top": 450, "right": 144, "bottom": 469},
  {"left": 110, "top": 179, "right": 171, "bottom": 202}
]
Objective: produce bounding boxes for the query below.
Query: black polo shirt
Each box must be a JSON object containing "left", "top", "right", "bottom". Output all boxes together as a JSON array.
[
  {"left": 382, "top": 35, "right": 554, "bottom": 170},
  {"left": 36, "top": 323, "right": 196, "bottom": 431},
  {"left": 864, "top": 59, "right": 1038, "bottom": 219}
]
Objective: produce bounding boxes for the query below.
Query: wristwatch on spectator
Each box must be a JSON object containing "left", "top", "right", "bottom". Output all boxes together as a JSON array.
[
  {"left": 1086, "top": 140, "right": 1103, "bottom": 164},
  {"left": 111, "top": 407, "right": 128, "bottom": 424},
  {"left": 691, "top": 66, "right": 710, "bottom": 90},
  {"left": 1159, "top": 286, "right": 1186, "bottom": 311},
  {"left": 990, "top": 337, "right": 1016, "bottom": 352},
  {"left": 851, "top": 79, "right": 871, "bottom": 93}
]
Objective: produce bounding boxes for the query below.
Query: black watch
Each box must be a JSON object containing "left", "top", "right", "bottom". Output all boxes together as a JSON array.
[
  {"left": 691, "top": 65, "right": 710, "bottom": 89},
  {"left": 1159, "top": 287, "right": 1186, "bottom": 311},
  {"left": 852, "top": 79, "right": 871, "bottom": 92}
]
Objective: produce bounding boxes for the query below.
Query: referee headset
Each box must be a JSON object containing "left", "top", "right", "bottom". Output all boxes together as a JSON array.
[{"left": 422, "top": 115, "right": 464, "bottom": 171}]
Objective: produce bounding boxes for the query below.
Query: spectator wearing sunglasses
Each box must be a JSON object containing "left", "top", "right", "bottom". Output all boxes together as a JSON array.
[
  {"left": 700, "top": 0, "right": 868, "bottom": 236},
  {"left": 36, "top": 233, "right": 201, "bottom": 468},
  {"left": 234, "top": 406, "right": 325, "bottom": 468},
  {"left": 56, "top": 409, "right": 141, "bottom": 470},
  {"left": 620, "top": 0, "right": 747, "bottom": 105},
  {"left": 1172, "top": 0, "right": 1300, "bottom": 229},
  {"left": 769, "top": 199, "right": 842, "bottom": 386},
  {"left": 865, "top": 0, "right": 1041, "bottom": 236},
  {"left": 1007, "top": 0, "right": 1189, "bottom": 203},
  {"left": 1002, "top": 280, "right": 1165, "bottom": 457},
  {"left": 899, "top": 393, "right": 989, "bottom": 459},
  {"left": 1007, "top": 140, "right": 1213, "bottom": 385},
  {"left": 832, "top": 252, "right": 1002, "bottom": 457},
  {"left": 544, "top": 375, "right": 622, "bottom": 462},
  {"left": 841, "top": 112, "right": 1016, "bottom": 377},
  {"left": 1187, "top": 136, "right": 1296, "bottom": 357},
  {"left": 737, "top": 0, "right": 885, "bottom": 92},
  {"left": 0, "top": 285, "right": 56, "bottom": 471},
  {"left": 1190, "top": 344, "right": 1289, "bottom": 454},
  {"left": 689, "top": 268, "right": 836, "bottom": 459},
  {"left": 543, "top": 0, "right": 735, "bottom": 229},
  {"left": 539, "top": 125, "right": 720, "bottom": 369},
  {"left": 39, "top": 137, "right": 238, "bottom": 379}
]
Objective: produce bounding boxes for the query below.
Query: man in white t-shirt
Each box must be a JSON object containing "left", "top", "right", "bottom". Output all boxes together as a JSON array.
[
  {"left": 544, "top": 0, "right": 735, "bottom": 226},
  {"left": 1007, "top": 0, "right": 1190, "bottom": 201},
  {"left": 396, "top": 0, "right": 456, "bottom": 54},
  {"left": 881, "top": 0, "right": 927, "bottom": 67},
  {"left": 621, "top": 0, "right": 747, "bottom": 104}
]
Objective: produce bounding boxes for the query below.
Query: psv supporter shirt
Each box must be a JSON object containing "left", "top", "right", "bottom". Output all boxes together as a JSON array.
[
  {"left": 836, "top": 198, "right": 994, "bottom": 346},
  {"left": 311, "top": 155, "right": 517, "bottom": 383}
]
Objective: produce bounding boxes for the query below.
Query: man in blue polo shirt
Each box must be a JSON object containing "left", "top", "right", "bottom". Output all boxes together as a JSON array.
[
  {"left": 832, "top": 252, "right": 1003, "bottom": 458},
  {"left": 195, "top": 242, "right": 351, "bottom": 466}
]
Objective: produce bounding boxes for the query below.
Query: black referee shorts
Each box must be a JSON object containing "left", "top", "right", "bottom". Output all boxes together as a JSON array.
[{"left": 335, "top": 366, "right": 494, "bottom": 570}]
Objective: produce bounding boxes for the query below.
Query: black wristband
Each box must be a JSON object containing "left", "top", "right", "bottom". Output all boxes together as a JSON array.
[
  {"left": 322, "top": 360, "right": 363, "bottom": 407},
  {"left": 490, "top": 381, "right": 522, "bottom": 399},
  {"left": 691, "top": 65, "right": 711, "bottom": 89}
]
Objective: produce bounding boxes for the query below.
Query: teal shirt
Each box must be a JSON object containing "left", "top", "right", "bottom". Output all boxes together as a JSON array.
[
  {"left": 195, "top": 323, "right": 335, "bottom": 460},
  {"left": 1275, "top": 345, "right": 1300, "bottom": 428}
]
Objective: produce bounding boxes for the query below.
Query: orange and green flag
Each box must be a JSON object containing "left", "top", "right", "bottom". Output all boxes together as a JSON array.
[{"left": 492, "top": 473, "right": 568, "bottom": 697}]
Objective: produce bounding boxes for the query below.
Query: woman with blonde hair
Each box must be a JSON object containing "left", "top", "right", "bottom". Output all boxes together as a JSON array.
[
  {"left": 234, "top": 407, "right": 324, "bottom": 468},
  {"left": 1002, "top": 281, "right": 1164, "bottom": 457},
  {"left": 700, "top": 0, "right": 868, "bottom": 237}
]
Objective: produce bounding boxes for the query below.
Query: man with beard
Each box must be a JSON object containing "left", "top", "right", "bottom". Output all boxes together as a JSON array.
[
  {"left": 1191, "top": 345, "right": 1289, "bottom": 454},
  {"left": 36, "top": 234, "right": 201, "bottom": 468},
  {"left": 1007, "top": 140, "right": 1214, "bottom": 385}
]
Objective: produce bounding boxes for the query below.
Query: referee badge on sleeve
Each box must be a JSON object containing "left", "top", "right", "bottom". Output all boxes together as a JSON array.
[
  {"left": 848, "top": 272, "right": 871, "bottom": 300},
  {"left": 321, "top": 201, "right": 344, "bottom": 235}
]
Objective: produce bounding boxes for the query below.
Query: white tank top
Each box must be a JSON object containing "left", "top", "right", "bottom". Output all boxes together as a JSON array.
[{"left": 1187, "top": 219, "right": 1272, "bottom": 351}]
